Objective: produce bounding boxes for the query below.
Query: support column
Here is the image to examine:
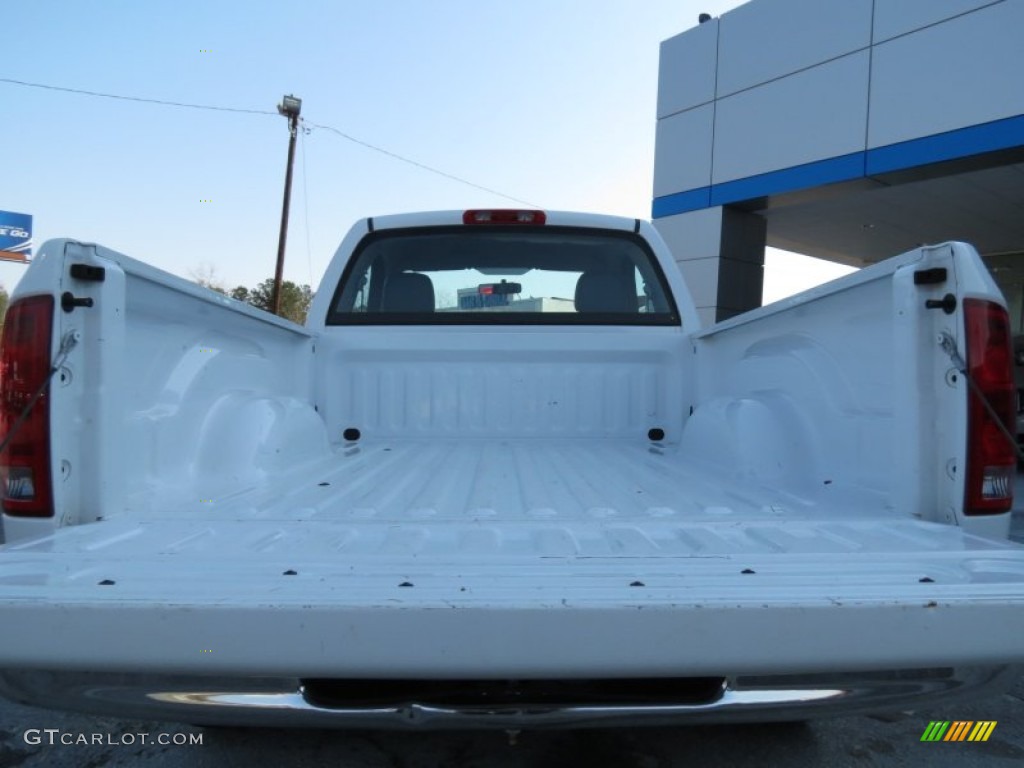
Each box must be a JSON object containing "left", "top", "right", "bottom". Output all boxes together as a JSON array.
[{"left": 654, "top": 205, "right": 767, "bottom": 326}]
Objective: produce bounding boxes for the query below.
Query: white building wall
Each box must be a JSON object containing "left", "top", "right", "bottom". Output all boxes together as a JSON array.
[
  {"left": 714, "top": 0, "right": 873, "bottom": 97},
  {"left": 653, "top": 0, "right": 1024, "bottom": 318},
  {"left": 872, "top": 0, "right": 1004, "bottom": 43},
  {"left": 653, "top": 209, "right": 727, "bottom": 328},
  {"left": 656, "top": 19, "right": 718, "bottom": 118},
  {"left": 868, "top": 0, "right": 1024, "bottom": 149},
  {"left": 653, "top": 105, "right": 715, "bottom": 199},
  {"left": 712, "top": 51, "right": 871, "bottom": 184}
]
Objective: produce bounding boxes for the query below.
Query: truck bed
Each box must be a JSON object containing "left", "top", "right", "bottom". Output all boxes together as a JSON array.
[
  {"left": 3, "top": 438, "right": 1024, "bottom": 680},
  {"left": 90, "top": 437, "right": 958, "bottom": 544},
  {"left": 144, "top": 437, "right": 869, "bottom": 526}
]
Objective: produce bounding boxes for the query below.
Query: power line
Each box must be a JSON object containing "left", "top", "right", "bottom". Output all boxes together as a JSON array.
[
  {"left": 0, "top": 76, "right": 277, "bottom": 115},
  {"left": 0, "top": 76, "right": 540, "bottom": 207},
  {"left": 304, "top": 121, "right": 539, "bottom": 207}
]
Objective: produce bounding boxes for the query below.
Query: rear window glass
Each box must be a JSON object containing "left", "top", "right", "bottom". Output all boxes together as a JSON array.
[{"left": 326, "top": 226, "right": 680, "bottom": 325}]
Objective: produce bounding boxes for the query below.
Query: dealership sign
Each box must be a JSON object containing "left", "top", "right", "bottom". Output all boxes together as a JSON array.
[{"left": 0, "top": 211, "right": 32, "bottom": 262}]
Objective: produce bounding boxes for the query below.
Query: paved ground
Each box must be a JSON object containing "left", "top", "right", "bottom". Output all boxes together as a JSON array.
[{"left": 2, "top": 491, "right": 1023, "bottom": 767}]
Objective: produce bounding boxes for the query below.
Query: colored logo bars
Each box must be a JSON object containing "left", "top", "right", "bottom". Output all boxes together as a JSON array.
[{"left": 920, "top": 721, "right": 997, "bottom": 742}]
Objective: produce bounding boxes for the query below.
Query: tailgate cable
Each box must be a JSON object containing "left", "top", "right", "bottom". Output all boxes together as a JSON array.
[
  {"left": 939, "top": 331, "right": 1024, "bottom": 463},
  {"left": 0, "top": 331, "right": 79, "bottom": 455}
]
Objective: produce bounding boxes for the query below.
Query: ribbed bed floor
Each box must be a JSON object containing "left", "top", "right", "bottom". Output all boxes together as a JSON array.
[
  {"left": 48, "top": 439, "right": 1006, "bottom": 563},
  {"left": 214, "top": 439, "right": 829, "bottom": 523}
]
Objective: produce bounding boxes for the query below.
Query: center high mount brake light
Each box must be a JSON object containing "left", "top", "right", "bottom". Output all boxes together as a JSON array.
[{"left": 463, "top": 210, "right": 546, "bottom": 226}]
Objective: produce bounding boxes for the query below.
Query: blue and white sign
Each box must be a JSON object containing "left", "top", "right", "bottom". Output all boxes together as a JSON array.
[{"left": 0, "top": 211, "right": 32, "bottom": 262}]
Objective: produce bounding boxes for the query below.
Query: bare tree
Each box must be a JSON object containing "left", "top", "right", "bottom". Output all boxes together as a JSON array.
[{"left": 189, "top": 264, "right": 227, "bottom": 295}]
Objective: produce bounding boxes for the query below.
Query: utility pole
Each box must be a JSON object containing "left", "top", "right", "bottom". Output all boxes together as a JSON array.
[{"left": 272, "top": 94, "right": 302, "bottom": 316}]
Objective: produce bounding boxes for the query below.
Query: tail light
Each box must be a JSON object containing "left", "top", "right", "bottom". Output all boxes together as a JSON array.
[
  {"left": 463, "top": 209, "right": 546, "bottom": 226},
  {"left": 0, "top": 295, "right": 55, "bottom": 517},
  {"left": 963, "top": 298, "right": 1015, "bottom": 515}
]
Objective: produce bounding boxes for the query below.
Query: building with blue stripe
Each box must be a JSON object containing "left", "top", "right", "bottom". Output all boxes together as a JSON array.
[{"left": 653, "top": 0, "right": 1024, "bottom": 325}]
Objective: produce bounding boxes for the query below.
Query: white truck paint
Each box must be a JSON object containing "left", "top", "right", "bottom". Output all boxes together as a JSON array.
[{"left": 0, "top": 210, "right": 1022, "bottom": 729}]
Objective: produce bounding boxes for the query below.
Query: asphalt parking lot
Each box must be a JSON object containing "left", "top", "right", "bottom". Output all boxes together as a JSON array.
[{"left": 2, "top": 496, "right": 1023, "bottom": 767}]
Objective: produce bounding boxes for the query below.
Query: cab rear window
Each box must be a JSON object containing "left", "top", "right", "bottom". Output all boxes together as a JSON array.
[{"left": 326, "top": 226, "right": 680, "bottom": 326}]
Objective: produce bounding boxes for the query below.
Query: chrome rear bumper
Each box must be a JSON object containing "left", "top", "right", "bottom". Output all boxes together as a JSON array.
[{"left": 0, "top": 666, "right": 1018, "bottom": 729}]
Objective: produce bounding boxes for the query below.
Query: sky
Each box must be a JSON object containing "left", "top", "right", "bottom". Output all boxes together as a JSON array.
[{"left": 0, "top": 0, "right": 854, "bottom": 304}]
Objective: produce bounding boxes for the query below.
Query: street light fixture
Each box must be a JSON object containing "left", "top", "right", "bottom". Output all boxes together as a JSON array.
[
  {"left": 279, "top": 94, "right": 302, "bottom": 118},
  {"left": 272, "top": 94, "right": 302, "bottom": 316}
]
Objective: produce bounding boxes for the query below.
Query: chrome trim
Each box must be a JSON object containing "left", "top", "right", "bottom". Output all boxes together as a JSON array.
[{"left": 0, "top": 666, "right": 1018, "bottom": 729}]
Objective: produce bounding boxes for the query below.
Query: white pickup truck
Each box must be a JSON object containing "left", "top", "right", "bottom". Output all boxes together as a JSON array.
[{"left": 1, "top": 209, "right": 1023, "bottom": 729}]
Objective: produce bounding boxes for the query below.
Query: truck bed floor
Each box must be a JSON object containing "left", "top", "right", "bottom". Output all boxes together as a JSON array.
[{"left": 40, "top": 439, "right": 1014, "bottom": 562}]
